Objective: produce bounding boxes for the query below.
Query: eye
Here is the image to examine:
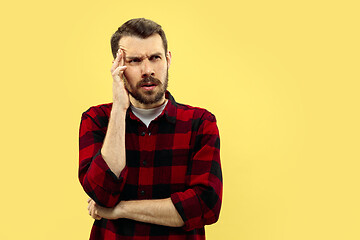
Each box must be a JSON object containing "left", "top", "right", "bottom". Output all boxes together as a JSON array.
[
  {"left": 129, "top": 58, "right": 141, "bottom": 63},
  {"left": 150, "top": 55, "right": 161, "bottom": 61}
]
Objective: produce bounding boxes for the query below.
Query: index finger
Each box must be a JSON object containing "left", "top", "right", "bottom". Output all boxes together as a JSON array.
[
  {"left": 119, "top": 47, "right": 126, "bottom": 66},
  {"left": 111, "top": 49, "right": 123, "bottom": 72},
  {"left": 111, "top": 48, "right": 126, "bottom": 72}
]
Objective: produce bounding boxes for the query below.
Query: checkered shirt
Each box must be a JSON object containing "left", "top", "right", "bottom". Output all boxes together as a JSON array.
[{"left": 79, "top": 91, "right": 222, "bottom": 240}]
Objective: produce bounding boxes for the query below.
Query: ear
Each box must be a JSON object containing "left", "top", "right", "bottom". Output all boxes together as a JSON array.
[{"left": 166, "top": 51, "right": 172, "bottom": 69}]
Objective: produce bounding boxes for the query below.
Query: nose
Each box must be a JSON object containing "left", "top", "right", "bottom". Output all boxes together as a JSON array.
[{"left": 141, "top": 59, "right": 155, "bottom": 78}]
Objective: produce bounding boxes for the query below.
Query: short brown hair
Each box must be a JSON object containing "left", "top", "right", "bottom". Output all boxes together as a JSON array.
[{"left": 110, "top": 18, "right": 168, "bottom": 58}]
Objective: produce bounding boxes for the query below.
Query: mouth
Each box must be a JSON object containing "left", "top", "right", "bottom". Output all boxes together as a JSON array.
[{"left": 140, "top": 82, "right": 158, "bottom": 91}]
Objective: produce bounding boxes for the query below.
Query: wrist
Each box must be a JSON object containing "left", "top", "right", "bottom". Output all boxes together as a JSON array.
[
  {"left": 114, "top": 201, "right": 126, "bottom": 219},
  {"left": 111, "top": 103, "right": 128, "bottom": 115}
]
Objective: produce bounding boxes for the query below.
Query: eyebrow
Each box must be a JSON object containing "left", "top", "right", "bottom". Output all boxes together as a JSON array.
[{"left": 126, "top": 52, "right": 164, "bottom": 60}]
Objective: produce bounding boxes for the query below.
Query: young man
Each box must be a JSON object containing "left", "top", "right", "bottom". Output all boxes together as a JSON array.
[{"left": 79, "top": 18, "right": 222, "bottom": 240}]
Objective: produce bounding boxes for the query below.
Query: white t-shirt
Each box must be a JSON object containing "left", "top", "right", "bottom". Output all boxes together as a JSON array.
[{"left": 130, "top": 100, "right": 168, "bottom": 128}]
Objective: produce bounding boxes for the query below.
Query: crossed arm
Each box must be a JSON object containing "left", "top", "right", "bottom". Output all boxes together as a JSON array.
[{"left": 87, "top": 197, "right": 184, "bottom": 227}]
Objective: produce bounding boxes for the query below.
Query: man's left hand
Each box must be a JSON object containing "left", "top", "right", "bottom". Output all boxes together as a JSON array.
[{"left": 87, "top": 198, "right": 120, "bottom": 220}]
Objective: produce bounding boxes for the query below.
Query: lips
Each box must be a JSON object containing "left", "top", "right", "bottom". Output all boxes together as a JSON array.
[
  {"left": 140, "top": 82, "right": 157, "bottom": 91},
  {"left": 141, "top": 82, "right": 157, "bottom": 87}
]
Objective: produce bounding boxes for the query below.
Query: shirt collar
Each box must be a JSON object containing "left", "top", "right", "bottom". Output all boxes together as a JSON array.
[
  {"left": 162, "top": 91, "right": 177, "bottom": 124},
  {"left": 126, "top": 91, "right": 177, "bottom": 125}
]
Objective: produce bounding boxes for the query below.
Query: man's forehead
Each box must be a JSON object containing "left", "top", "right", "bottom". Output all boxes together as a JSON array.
[{"left": 118, "top": 34, "right": 165, "bottom": 56}]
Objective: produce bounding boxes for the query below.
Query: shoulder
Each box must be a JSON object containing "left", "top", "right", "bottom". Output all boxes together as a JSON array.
[
  {"left": 175, "top": 103, "right": 220, "bottom": 150},
  {"left": 82, "top": 102, "right": 113, "bottom": 119},
  {"left": 175, "top": 102, "right": 217, "bottom": 123},
  {"left": 167, "top": 92, "right": 216, "bottom": 123},
  {"left": 80, "top": 103, "right": 113, "bottom": 128}
]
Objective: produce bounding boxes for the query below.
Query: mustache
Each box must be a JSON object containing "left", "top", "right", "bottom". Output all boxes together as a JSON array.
[{"left": 135, "top": 76, "right": 162, "bottom": 88}]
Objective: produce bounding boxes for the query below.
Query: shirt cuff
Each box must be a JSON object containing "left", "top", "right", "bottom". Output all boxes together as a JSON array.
[
  {"left": 170, "top": 189, "right": 204, "bottom": 231},
  {"left": 87, "top": 149, "right": 128, "bottom": 193}
]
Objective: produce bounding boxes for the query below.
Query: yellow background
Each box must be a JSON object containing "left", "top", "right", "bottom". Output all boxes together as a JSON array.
[{"left": 1, "top": 0, "right": 359, "bottom": 239}]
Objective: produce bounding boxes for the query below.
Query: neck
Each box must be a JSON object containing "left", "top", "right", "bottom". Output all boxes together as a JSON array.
[{"left": 129, "top": 95, "right": 166, "bottom": 109}]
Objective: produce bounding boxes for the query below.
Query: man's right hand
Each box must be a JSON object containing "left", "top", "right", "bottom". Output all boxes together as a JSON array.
[{"left": 111, "top": 48, "right": 129, "bottom": 111}]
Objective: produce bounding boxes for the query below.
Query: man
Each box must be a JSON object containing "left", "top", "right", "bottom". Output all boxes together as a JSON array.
[{"left": 79, "top": 18, "right": 222, "bottom": 240}]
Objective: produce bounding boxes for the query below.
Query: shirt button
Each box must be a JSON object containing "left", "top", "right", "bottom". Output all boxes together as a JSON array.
[
  {"left": 140, "top": 190, "right": 145, "bottom": 196},
  {"left": 142, "top": 160, "right": 147, "bottom": 166},
  {"left": 148, "top": 132, "right": 151, "bottom": 136},
  {"left": 141, "top": 132, "right": 145, "bottom": 136}
]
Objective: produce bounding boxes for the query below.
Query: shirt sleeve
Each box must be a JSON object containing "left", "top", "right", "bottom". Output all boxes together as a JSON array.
[
  {"left": 170, "top": 111, "right": 223, "bottom": 231},
  {"left": 78, "top": 110, "right": 128, "bottom": 207}
]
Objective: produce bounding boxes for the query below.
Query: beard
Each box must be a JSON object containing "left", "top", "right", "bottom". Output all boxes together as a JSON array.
[{"left": 124, "top": 70, "right": 168, "bottom": 105}]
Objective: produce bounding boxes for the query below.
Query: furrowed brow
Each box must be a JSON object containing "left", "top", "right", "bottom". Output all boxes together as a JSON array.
[
  {"left": 150, "top": 52, "right": 163, "bottom": 57},
  {"left": 126, "top": 52, "right": 164, "bottom": 60},
  {"left": 126, "top": 56, "right": 141, "bottom": 60}
]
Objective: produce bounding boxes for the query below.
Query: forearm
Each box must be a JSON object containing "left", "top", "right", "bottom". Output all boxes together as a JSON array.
[
  {"left": 118, "top": 198, "right": 184, "bottom": 227},
  {"left": 91, "top": 198, "right": 184, "bottom": 227},
  {"left": 101, "top": 104, "right": 127, "bottom": 177}
]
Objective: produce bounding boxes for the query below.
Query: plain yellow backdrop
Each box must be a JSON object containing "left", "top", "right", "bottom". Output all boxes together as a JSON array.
[{"left": 1, "top": 0, "right": 359, "bottom": 239}]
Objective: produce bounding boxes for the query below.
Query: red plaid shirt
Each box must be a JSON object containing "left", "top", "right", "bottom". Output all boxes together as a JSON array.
[{"left": 79, "top": 92, "right": 222, "bottom": 240}]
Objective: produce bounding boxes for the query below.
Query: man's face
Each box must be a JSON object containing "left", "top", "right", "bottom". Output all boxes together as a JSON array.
[{"left": 119, "top": 34, "right": 171, "bottom": 108}]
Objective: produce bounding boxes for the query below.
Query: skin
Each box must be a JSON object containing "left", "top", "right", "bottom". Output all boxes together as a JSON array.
[
  {"left": 88, "top": 34, "right": 183, "bottom": 227},
  {"left": 87, "top": 198, "right": 184, "bottom": 227},
  {"left": 99, "top": 47, "right": 127, "bottom": 177}
]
